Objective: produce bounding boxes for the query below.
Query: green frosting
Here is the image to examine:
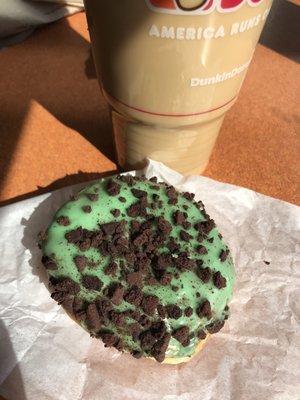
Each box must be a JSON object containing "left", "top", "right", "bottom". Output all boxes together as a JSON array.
[{"left": 42, "top": 175, "right": 235, "bottom": 361}]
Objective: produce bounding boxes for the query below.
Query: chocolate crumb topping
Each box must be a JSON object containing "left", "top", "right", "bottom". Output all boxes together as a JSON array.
[
  {"left": 106, "top": 179, "right": 121, "bottom": 196},
  {"left": 104, "top": 262, "right": 118, "bottom": 276},
  {"left": 167, "top": 238, "right": 180, "bottom": 253},
  {"left": 194, "top": 219, "right": 215, "bottom": 236},
  {"left": 126, "top": 272, "right": 143, "bottom": 286},
  {"left": 97, "top": 298, "right": 113, "bottom": 318},
  {"left": 174, "top": 252, "right": 196, "bottom": 270},
  {"left": 139, "top": 330, "right": 156, "bottom": 351},
  {"left": 150, "top": 321, "right": 166, "bottom": 340},
  {"left": 220, "top": 249, "right": 230, "bottom": 262},
  {"left": 173, "top": 211, "right": 186, "bottom": 226},
  {"left": 133, "top": 230, "right": 151, "bottom": 247},
  {"left": 184, "top": 307, "right": 193, "bottom": 317},
  {"left": 166, "top": 186, "right": 178, "bottom": 201},
  {"left": 119, "top": 175, "right": 135, "bottom": 186},
  {"left": 86, "top": 193, "right": 99, "bottom": 202},
  {"left": 124, "top": 286, "right": 143, "bottom": 306},
  {"left": 82, "top": 276, "right": 102, "bottom": 291},
  {"left": 51, "top": 291, "right": 66, "bottom": 305},
  {"left": 65, "top": 227, "right": 83, "bottom": 244},
  {"left": 180, "top": 230, "right": 192, "bottom": 242},
  {"left": 150, "top": 185, "right": 160, "bottom": 190},
  {"left": 82, "top": 205, "right": 92, "bottom": 214},
  {"left": 90, "top": 232, "right": 103, "bottom": 248},
  {"left": 56, "top": 216, "right": 70, "bottom": 226},
  {"left": 166, "top": 304, "right": 182, "bottom": 319},
  {"left": 131, "top": 188, "right": 147, "bottom": 198},
  {"left": 197, "top": 267, "right": 212, "bottom": 283},
  {"left": 139, "top": 314, "right": 151, "bottom": 329},
  {"left": 128, "top": 323, "right": 141, "bottom": 341},
  {"left": 114, "top": 338, "right": 124, "bottom": 351},
  {"left": 132, "top": 350, "right": 143, "bottom": 359},
  {"left": 41, "top": 255, "right": 57, "bottom": 270},
  {"left": 207, "top": 320, "right": 225, "bottom": 334},
  {"left": 146, "top": 276, "right": 158, "bottom": 286},
  {"left": 157, "top": 272, "right": 172, "bottom": 286},
  {"left": 157, "top": 217, "right": 172, "bottom": 235},
  {"left": 168, "top": 198, "right": 177, "bottom": 205},
  {"left": 101, "top": 222, "right": 119, "bottom": 236},
  {"left": 74, "top": 255, "right": 88, "bottom": 272},
  {"left": 118, "top": 196, "right": 126, "bottom": 203},
  {"left": 182, "top": 221, "right": 191, "bottom": 230},
  {"left": 127, "top": 203, "right": 142, "bottom": 218},
  {"left": 141, "top": 295, "right": 159, "bottom": 316},
  {"left": 109, "top": 310, "right": 125, "bottom": 327},
  {"left": 100, "top": 331, "right": 118, "bottom": 347},
  {"left": 153, "top": 254, "right": 172, "bottom": 271},
  {"left": 213, "top": 271, "right": 227, "bottom": 289},
  {"left": 197, "top": 330, "right": 207, "bottom": 340},
  {"left": 151, "top": 333, "right": 171, "bottom": 362},
  {"left": 157, "top": 304, "right": 166, "bottom": 319},
  {"left": 107, "top": 283, "right": 125, "bottom": 305},
  {"left": 131, "top": 220, "right": 141, "bottom": 232},
  {"left": 182, "top": 192, "right": 195, "bottom": 201},
  {"left": 197, "top": 200, "right": 204, "bottom": 209},
  {"left": 197, "top": 300, "right": 212, "bottom": 319},
  {"left": 111, "top": 209, "right": 121, "bottom": 217},
  {"left": 172, "top": 326, "right": 190, "bottom": 347},
  {"left": 197, "top": 245, "right": 208, "bottom": 255},
  {"left": 149, "top": 177, "right": 158, "bottom": 183},
  {"left": 263, "top": 260, "right": 270, "bottom": 265},
  {"left": 50, "top": 277, "right": 80, "bottom": 296},
  {"left": 86, "top": 303, "right": 102, "bottom": 331},
  {"left": 68, "top": 297, "right": 82, "bottom": 317},
  {"left": 152, "top": 193, "right": 159, "bottom": 202}
]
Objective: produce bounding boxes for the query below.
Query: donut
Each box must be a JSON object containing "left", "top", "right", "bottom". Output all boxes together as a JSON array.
[{"left": 40, "top": 175, "right": 235, "bottom": 363}]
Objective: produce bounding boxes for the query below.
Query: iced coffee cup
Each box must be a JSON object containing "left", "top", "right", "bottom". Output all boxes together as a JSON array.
[{"left": 84, "top": 0, "right": 273, "bottom": 174}]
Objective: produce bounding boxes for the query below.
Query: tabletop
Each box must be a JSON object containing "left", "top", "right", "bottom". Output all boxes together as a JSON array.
[
  {"left": 0, "top": 9, "right": 299, "bottom": 400},
  {"left": 0, "top": 11, "right": 299, "bottom": 209}
]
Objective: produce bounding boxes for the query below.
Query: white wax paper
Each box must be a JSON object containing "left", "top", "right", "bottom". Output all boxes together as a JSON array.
[{"left": 0, "top": 160, "right": 299, "bottom": 400}]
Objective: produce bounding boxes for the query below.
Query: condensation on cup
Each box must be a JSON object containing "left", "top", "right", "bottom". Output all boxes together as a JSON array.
[{"left": 84, "top": 0, "right": 273, "bottom": 175}]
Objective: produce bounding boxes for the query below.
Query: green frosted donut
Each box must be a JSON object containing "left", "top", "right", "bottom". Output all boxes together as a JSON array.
[{"left": 41, "top": 175, "right": 235, "bottom": 363}]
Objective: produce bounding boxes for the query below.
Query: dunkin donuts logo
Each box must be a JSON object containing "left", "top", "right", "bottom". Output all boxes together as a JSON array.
[{"left": 146, "top": 0, "right": 263, "bottom": 14}]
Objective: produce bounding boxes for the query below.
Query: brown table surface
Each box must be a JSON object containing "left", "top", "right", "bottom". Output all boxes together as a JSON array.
[
  {"left": 0, "top": 12, "right": 299, "bottom": 208},
  {"left": 0, "top": 10, "right": 299, "bottom": 400}
]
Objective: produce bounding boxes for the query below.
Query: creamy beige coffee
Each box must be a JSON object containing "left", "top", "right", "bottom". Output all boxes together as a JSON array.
[{"left": 84, "top": 0, "right": 273, "bottom": 174}]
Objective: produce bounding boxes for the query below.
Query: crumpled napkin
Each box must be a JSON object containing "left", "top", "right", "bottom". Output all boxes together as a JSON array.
[{"left": 0, "top": 160, "right": 299, "bottom": 400}]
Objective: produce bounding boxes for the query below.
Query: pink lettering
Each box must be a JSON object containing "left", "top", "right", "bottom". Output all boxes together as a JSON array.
[
  {"left": 148, "top": 0, "right": 264, "bottom": 12},
  {"left": 220, "top": 0, "right": 244, "bottom": 9}
]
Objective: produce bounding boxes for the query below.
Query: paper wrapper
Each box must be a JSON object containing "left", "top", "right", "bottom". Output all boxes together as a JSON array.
[{"left": 0, "top": 160, "right": 299, "bottom": 400}]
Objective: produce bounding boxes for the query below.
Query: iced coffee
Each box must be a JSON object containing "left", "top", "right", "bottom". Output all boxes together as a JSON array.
[{"left": 84, "top": 0, "right": 273, "bottom": 174}]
